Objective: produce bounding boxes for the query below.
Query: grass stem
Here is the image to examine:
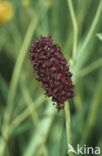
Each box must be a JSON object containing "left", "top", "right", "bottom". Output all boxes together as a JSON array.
[
  {"left": 0, "top": 11, "right": 41, "bottom": 156},
  {"left": 77, "top": 0, "right": 102, "bottom": 59},
  {"left": 80, "top": 72, "right": 102, "bottom": 145},
  {"left": 67, "top": 0, "right": 78, "bottom": 59},
  {"left": 80, "top": 57, "right": 102, "bottom": 77}
]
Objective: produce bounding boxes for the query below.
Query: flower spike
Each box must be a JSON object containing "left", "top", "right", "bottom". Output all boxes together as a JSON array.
[{"left": 30, "top": 36, "right": 74, "bottom": 111}]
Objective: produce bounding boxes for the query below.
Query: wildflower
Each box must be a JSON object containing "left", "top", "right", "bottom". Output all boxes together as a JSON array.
[
  {"left": 30, "top": 36, "right": 74, "bottom": 111},
  {"left": 0, "top": 1, "right": 13, "bottom": 25}
]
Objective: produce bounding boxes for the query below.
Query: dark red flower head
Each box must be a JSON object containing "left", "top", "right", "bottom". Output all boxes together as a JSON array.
[{"left": 30, "top": 36, "right": 74, "bottom": 111}]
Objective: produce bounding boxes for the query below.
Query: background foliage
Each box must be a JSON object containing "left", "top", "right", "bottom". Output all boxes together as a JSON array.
[{"left": 0, "top": 0, "right": 102, "bottom": 156}]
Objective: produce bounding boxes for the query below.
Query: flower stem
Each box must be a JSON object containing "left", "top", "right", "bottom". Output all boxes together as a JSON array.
[{"left": 64, "top": 101, "right": 73, "bottom": 156}]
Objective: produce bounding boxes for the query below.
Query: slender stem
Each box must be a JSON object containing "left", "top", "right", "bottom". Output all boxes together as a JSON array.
[
  {"left": 80, "top": 73, "right": 102, "bottom": 145},
  {"left": 67, "top": 0, "right": 78, "bottom": 59},
  {"left": 0, "top": 11, "right": 41, "bottom": 156},
  {"left": 77, "top": 0, "right": 102, "bottom": 59},
  {"left": 3, "top": 12, "right": 40, "bottom": 128},
  {"left": 64, "top": 101, "right": 73, "bottom": 156},
  {"left": 80, "top": 57, "right": 102, "bottom": 77}
]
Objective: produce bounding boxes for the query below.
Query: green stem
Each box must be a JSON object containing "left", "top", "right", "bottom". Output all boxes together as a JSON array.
[
  {"left": 67, "top": 0, "right": 78, "bottom": 59},
  {"left": 77, "top": 0, "right": 102, "bottom": 59},
  {"left": 23, "top": 100, "right": 56, "bottom": 156},
  {"left": 80, "top": 72, "right": 102, "bottom": 145},
  {"left": 64, "top": 101, "right": 73, "bottom": 156},
  {"left": 1, "top": 11, "right": 41, "bottom": 156},
  {"left": 80, "top": 57, "right": 102, "bottom": 77},
  {"left": 3, "top": 12, "right": 40, "bottom": 127}
]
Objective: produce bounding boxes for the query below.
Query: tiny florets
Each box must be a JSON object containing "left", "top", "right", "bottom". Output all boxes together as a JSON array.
[{"left": 30, "top": 36, "right": 74, "bottom": 111}]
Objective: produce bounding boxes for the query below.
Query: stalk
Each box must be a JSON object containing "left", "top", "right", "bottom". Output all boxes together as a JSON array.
[
  {"left": 0, "top": 11, "right": 40, "bottom": 156},
  {"left": 64, "top": 101, "right": 73, "bottom": 156},
  {"left": 67, "top": 0, "right": 78, "bottom": 60},
  {"left": 76, "top": 0, "right": 102, "bottom": 59}
]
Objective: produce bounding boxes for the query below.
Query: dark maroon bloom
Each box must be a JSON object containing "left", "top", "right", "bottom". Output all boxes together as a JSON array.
[{"left": 30, "top": 36, "right": 74, "bottom": 111}]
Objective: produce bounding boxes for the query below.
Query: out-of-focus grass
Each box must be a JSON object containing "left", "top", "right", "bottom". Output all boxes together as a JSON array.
[{"left": 0, "top": 0, "right": 102, "bottom": 156}]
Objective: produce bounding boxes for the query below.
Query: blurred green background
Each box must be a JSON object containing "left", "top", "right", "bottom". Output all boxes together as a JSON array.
[{"left": 0, "top": 0, "right": 102, "bottom": 156}]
